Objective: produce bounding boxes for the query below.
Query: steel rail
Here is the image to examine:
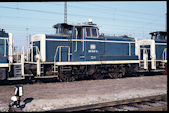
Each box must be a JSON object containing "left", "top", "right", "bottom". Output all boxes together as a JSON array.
[{"left": 48, "top": 94, "right": 167, "bottom": 112}]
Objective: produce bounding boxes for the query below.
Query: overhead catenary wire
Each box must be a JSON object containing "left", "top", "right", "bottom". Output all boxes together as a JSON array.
[
  {"left": 35, "top": 2, "right": 166, "bottom": 19},
  {"left": 0, "top": 15, "right": 164, "bottom": 29},
  {"left": 0, "top": 5, "right": 165, "bottom": 25},
  {"left": 70, "top": 2, "right": 166, "bottom": 17},
  {"left": 0, "top": 5, "right": 63, "bottom": 15},
  {"left": 0, "top": 2, "right": 165, "bottom": 47}
]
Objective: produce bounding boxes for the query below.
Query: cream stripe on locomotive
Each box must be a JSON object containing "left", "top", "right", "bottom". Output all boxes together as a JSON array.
[
  {"left": 0, "top": 37, "right": 8, "bottom": 39},
  {"left": 155, "top": 43, "right": 167, "bottom": 45},
  {"left": 43, "top": 60, "right": 139, "bottom": 65},
  {"left": 45, "top": 38, "right": 136, "bottom": 43},
  {"left": 0, "top": 63, "right": 9, "bottom": 67}
]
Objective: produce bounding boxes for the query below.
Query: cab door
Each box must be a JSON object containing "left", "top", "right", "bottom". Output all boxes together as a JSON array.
[
  {"left": 61, "top": 46, "right": 70, "bottom": 62},
  {"left": 73, "top": 27, "right": 85, "bottom": 61}
]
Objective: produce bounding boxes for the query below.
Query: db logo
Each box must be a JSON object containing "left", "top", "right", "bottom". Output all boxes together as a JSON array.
[{"left": 90, "top": 44, "right": 96, "bottom": 50}]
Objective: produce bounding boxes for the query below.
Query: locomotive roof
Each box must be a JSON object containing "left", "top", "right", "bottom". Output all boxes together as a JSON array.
[
  {"left": 52, "top": 22, "right": 134, "bottom": 41},
  {"left": 104, "top": 35, "right": 135, "bottom": 41},
  {"left": 149, "top": 31, "right": 167, "bottom": 42},
  {"left": 0, "top": 29, "right": 8, "bottom": 37},
  {"left": 149, "top": 31, "right": 167, "bottom": 35},
  {"left": 53, "top": 22, "right": 98, "bottom": 28}
]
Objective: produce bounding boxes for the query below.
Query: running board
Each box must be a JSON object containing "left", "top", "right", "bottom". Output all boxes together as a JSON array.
[
  {"left": 34, "top": 76, "right": 58, "bottom": 79},
  {"left": 7, "top": 77, "right": 25, "bottom": 80}
]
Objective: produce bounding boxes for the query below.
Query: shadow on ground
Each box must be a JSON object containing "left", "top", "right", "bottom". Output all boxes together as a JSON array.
[{"left": 21, "top": 98, "right": 34, "bottom": 109}]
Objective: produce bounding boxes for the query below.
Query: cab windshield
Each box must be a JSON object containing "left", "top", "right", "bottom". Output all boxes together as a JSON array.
[
  {"left": 150, "top": 32, "right": 167, "bottom": 41},
  {"left": 86, "top": 27, "right": 98, "bottom": 38},
  {"left": 55, "top": 24, "right": 73, "bottom": 35}
]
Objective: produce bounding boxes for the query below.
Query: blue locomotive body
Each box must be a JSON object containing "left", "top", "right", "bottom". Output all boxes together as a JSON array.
[
  {"left": 136, "top": 31, "right": 167, "bottom": 71},
  {"left": 155, "top": 44, "right": 167, "bottom": 60},
  {"left": 148, "top": 31, "right": 167, "bottom": 61},
  {"left": 32, "top": 22, "right": 139, "bottom": 64},
  {"left": 0, "top": 29, "right": 13, "bottom": 80},
  {"left": 30, "top": 21, "right": 140, "bottom": 81},
  {"left": 0, "top": 30, "right": 9, "bottom": 64},
  {"left": 152, "top": 32, "right": 167, "bottom": 70}
]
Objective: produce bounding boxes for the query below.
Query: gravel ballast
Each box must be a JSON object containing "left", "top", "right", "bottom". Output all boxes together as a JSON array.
[{"left": 0, "top": 75, "right": 167, "bottom": 112}]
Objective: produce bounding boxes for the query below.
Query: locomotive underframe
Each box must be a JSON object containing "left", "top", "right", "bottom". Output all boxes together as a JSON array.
[
  {"left": 22, "top": 62, "right": 140, "bottom": 82},
  {"left": 1, "top": 59, "right": 167, "bottom": 81}
]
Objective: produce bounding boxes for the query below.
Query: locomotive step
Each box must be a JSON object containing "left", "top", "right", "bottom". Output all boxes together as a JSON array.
[
  {"left": 15, "top": 72, "right": 21, "bottom": 75},
  {"left": 7, "top": 77, "right": 25, "bottom": 80},
  {"left": 15, "top": 68, "right": 21, "bottom": 70},
  {"left": 34, "top": 75, "right": 58, "bottom": 79},
  {"left": 158, "top": 66, "right": 165, "bottom": 68},
  {"left": 52, "top": 71, "right": 58, "bottom": 73}
]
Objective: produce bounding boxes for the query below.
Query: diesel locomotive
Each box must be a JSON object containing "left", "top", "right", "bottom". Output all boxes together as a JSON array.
[
  {"left": 0, "top": 29, "right": 13, "bottom": 80},
  {"left": 0, "top": 20, "right": 167, "bottom": 82}
]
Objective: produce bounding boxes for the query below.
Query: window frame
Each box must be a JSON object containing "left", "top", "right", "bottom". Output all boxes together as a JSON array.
[
  {"left": 91, "top": 28, "right": 97, "bottom": 37},
  {"left": 0, "top": 38, "right": 7, "bottom": 57},
  {"left": 85, "top": 27, "right": 98, "bottom": 38},
  {"left": 86, "top": 27, "right": 91, "bottom": 37}
]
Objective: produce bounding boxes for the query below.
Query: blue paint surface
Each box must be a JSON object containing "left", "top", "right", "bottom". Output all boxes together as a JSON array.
[
  {"left": 46, "top": 40, "right": 71, "bottom": 62},
  {"left": 155, "top": 44, "right": 167, "bottom": 60},
  {"left": 42, "top": 38, "right": 138, "bottom": 62},
  {"left": 0, "top": 39, "right": 8, "bottom": 63},
  {"left": 0, "top": 56, "right": 8, "bottom": 63},
  {"left": 32, "top": 23, "right": 139, "bottom": 63}
]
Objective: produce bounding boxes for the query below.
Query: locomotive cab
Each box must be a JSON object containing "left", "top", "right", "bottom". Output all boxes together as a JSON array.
[
  {"left": 30, "top": 20, "right": 139, "bottom": 79},
  {"left": 0, "top": 29, "right": 13, "bottom": 80},
  {"left": 53, "top": 20, "right": 99, "bottom": 39},
  {"left": 150, "top": 31, "right": 167, "bottom": 42},
  {"left": 53, "top": 23, "right": 73, "bottom": 36},
  {"left": 150, "top": 31, "right": 167, "bottom": 70},
  {"left": 136, "top": 31, "right": 167, "bottom": 71}
]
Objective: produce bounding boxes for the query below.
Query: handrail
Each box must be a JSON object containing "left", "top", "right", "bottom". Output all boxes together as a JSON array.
[
  {"left": 162, "top": 48, "right": 167, "bottom": 61},
  {"left": 53, "top": 46, "right": 70, "bottom": 76},
  {"left": 29, "top": 45, "right": 41, "bottom": 62},
  {"left": 54, "top": 46, "right": 70, "bottom": 63}
]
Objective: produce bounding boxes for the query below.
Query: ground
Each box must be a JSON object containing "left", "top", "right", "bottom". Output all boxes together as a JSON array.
[{"left": 0, "top": 75, "right": 167, "bottom": 112}]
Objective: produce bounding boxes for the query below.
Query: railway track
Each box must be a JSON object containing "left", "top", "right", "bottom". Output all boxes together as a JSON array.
[{"left": 48, "top": 94, "right": 167, "bottom": 112}]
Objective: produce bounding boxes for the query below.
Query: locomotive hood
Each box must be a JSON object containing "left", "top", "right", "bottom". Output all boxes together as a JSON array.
[{"left": 103, "top": 35, "right": 135, "bottom": 41}]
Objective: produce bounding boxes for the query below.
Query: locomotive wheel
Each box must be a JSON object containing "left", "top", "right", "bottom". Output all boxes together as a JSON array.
[
  {"left": 108, "top": 72, "right": 119, "bottom": 79},
  {"left": 59, "top": 71, "right": 75, "bottom": 82},
  {"left": 93, "top": 72, "right": 104, "bottom": 80},
  {"left": 163, "top": 65, "right": 167, "bottom": 75},
  {"left": 118, "top": 73, "right": 123, "bottom": 78}
]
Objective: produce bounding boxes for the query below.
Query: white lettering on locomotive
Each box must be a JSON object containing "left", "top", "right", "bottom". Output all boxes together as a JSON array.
[{"left": 88, "top": 44, "right": 99, "bottom": 53}]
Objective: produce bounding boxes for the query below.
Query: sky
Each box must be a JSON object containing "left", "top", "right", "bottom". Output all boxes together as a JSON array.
[{"left": 0, "top": 1, "right": 167, "bottom": 49}]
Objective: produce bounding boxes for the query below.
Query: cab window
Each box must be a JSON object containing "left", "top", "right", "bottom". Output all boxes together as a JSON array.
[
  {"left": 164, "top": 35, "right": 167, "bottom": 40},
  {"left": 86, "top": 27, "right": 98, "bottom": 38},
  {"left": 76, "top": 27, "right": 83, "bottom": 38},
  {"left": 0, "top": 43, "right": 3, "bottom": 56},
  {"left": 92, "top": 28, "right": 97, "bottom": 37},
  {"left": 86, "top": 28, "right": 91, "bottom": 37}
]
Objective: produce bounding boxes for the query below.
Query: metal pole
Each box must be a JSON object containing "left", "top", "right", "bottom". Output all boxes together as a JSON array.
[
  {"left": 166, "top": 13, "right": 167, "bottom": 32},
  {"left": 26, "top": 28, "right": 29, "bottom": 62},
  {"left": 64, "top": 2, "right": 67, "bottom": 23},
  {"left": 21, "top": 47, "right": 25, "bottom": 76}
]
